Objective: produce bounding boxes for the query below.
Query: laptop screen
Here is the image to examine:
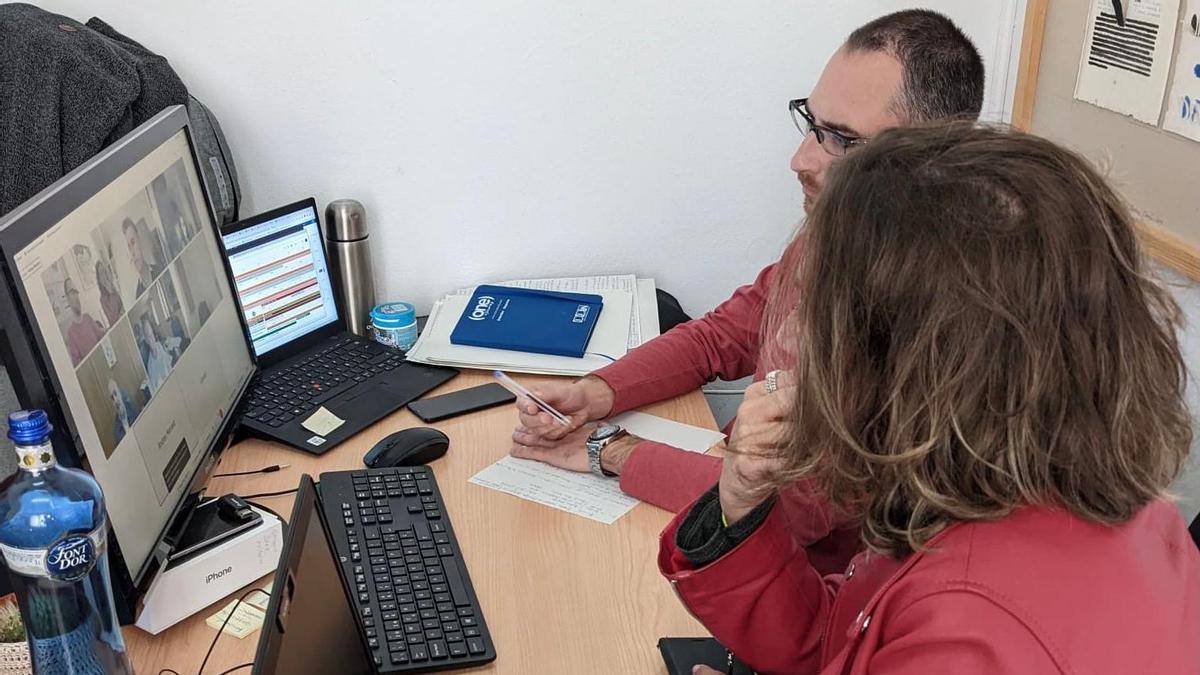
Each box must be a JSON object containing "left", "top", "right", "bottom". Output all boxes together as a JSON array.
[
  {"left": 220, "top": 202, "right": 339, "bottom": 357},
  {"left": 253, "top": 475, "right": 372, "bottom": 675}
]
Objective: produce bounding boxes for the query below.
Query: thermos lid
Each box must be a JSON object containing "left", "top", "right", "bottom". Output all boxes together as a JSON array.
[
  {"left": 371, "top": 302, "right": 416, "bottom": 328},
  {"left": 8, "top": 409, "right": 51, "bottom": 444},
  {"left": 324, "top": 199, "right": 368, "bottom": 242}
]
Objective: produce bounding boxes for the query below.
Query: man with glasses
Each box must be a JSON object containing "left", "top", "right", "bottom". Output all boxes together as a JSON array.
[{"left": 511, "top": 9, "right": 984, "bottom": 572}]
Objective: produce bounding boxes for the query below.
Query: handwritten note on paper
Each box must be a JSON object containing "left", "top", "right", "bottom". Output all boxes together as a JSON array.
[
  {"left": 206, "top": 588, "right": 271, "bottom": 639},
  {"left": 469, "top": 412, "right": 726, "bottom": 524},
  {"left": 471, "top": 457, "right": 639, "bottom": 524}
]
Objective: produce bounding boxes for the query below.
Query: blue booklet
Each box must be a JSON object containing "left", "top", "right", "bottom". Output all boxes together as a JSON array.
[{"left": 450, "top": 285, "right": 604, "bottom": 358}]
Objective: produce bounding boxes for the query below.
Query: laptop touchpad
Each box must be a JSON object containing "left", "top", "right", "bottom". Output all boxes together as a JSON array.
[{"left": 328, "top": 382, "right": 403, "bottom": 419}]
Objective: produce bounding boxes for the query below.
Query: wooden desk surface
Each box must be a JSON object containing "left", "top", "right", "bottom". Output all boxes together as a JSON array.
[{"left": 124, "top": 370, "right": 713, "bottom": 674}]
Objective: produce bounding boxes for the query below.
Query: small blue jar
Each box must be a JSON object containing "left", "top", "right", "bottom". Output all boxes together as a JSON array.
[{"left": 370, "top": 302, "right": 418, "bottom": 351}]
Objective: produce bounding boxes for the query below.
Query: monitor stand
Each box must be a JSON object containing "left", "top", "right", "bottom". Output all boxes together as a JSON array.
[{"left": 136, "top": 504, "right": 283, "bottom": 634}]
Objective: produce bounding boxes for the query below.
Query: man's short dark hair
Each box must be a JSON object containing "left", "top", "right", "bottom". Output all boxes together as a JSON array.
[{"left": 846, "top": 10, "right": 985, "bottom": 123}]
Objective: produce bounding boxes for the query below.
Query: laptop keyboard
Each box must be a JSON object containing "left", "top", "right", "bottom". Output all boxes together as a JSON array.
[
  {"left": 242, "top": 337, "right": 404, "bottom": 428},
  {"left": 320, "top": 468, "right": 496, "bottom": 672}
]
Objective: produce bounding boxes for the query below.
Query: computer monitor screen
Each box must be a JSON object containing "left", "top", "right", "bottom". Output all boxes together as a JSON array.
[
  {"left": 2, "top": 113, "right": 254, "bottom": 578},
  {"left": 220, "top": 201, "right": 339, "bottom": 357}
]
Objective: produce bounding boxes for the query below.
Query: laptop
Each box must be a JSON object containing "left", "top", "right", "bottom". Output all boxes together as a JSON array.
[
  {"left": 220, "top": 199, "right": 457, "bottom": 453},
  {"left": 253, "top": 473, "right": 496, "bottom": 674}
]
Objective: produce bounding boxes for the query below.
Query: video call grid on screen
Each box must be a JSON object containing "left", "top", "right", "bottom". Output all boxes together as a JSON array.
[
  {"left": 12, "top": 130, "right": 254, "bottom": 576},
  {"left": 221, "top": 205, "right": 339, "bottom": 357}
]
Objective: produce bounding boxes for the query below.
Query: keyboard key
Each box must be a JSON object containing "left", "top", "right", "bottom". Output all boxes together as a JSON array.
[
  {"left": 443, "top": 560, "right": 472, "bottom": 607},
  {"left": 467, "top": 637, "right": 486, "bottom": 655},
  {"left": 429, "top": 640, "right": 449, "bottom": 660},
  {"left": 409, "top": 645, "right": 429, "bottom": 662},
  {"left": 449, "top": 641, "right": 468, "bottom": 658}
]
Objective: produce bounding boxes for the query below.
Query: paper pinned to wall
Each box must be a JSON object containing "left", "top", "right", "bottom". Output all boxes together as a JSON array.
[
  {"left": 1074, "top": 0, "right": 1181, "bottom": 124},
  {"left": 1164, "top": 0, "right": 1200, "bottom": 140}
]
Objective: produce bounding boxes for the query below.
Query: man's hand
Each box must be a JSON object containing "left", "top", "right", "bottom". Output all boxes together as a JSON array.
[
  {"left": 691, "top": 667, "right": 722, "bottom": 675},
  {"left": 720, "top": 373, "right": 795, "bottom": 525},
  {"left": 511, "top": 424, "right": 641, "bottom": 475},
  {"left": 514, "top": 376, "right": 615, "bottom": 442}
]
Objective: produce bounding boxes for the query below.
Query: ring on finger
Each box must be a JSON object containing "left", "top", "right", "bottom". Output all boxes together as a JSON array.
[{"left": 765, "top": 369, "right": 781, "bottom": 393}]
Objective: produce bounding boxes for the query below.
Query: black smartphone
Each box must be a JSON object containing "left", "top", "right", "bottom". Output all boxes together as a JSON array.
[
  {"left": 658, "top": 637, "right": 753, "bottom": 675},
  {"left": 407, "top": 383, "right": 517, "bottom": 423}
]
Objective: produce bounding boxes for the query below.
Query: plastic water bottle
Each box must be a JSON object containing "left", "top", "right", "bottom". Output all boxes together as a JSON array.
[{"left": 0, "top": 410, "right": 132, "bottom": 674}]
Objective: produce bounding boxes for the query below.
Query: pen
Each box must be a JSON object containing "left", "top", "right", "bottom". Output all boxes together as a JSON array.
[{"left": 493, "top": 370, "right": 571, "bottom": 427}]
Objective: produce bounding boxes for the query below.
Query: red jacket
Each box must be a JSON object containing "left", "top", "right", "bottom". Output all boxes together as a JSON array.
[
  {"left": 660, "top": 498, "right": 1200, "bottom": 674},
  {"left": 593, "top": 262, "right": 860, "bottom": 574}
]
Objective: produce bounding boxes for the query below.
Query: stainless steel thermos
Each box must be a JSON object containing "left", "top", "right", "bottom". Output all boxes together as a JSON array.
[{"left": 323, "top": 199, "right": 376, "bottom": 336}]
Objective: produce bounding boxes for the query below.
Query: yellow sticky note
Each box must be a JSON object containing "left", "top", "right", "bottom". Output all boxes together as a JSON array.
[
  {"left": 246, "top": 584, "right": 273, "bottom": 611},
  {"left": 302, "top": 406, "right": 345, "bottom": 437},
  {"left": 206, "top": 594, "right": 267, "bottom": 639}
]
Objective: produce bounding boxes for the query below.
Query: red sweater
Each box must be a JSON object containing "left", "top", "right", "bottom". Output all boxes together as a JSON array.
[
  {"left": 660, "top": 498, "right": 1200, "bottom": 674},
  {"left": 593, "top": 263, "right": 861, "bottom": 574}
]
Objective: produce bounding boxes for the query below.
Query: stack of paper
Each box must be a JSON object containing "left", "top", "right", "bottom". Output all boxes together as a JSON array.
[{"left": 406, "top": 275, "right": 660, "bottom": 376}]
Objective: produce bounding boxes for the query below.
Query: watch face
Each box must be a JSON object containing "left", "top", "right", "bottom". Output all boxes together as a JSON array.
[{"left": 590, "top": 423, "right": 621, "bottom": 442}]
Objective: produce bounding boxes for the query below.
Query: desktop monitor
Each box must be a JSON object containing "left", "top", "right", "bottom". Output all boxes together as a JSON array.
[{"left": 0, "top": 105, "right": 256, "bottom": 622}]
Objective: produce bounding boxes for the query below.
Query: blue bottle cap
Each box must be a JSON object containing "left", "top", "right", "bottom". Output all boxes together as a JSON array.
[
  {"left": 370, "top": 302, "right": 416, "bottom": 328},
  {"left": 7, "top": 409, "right": 52, "bottom": 445}
]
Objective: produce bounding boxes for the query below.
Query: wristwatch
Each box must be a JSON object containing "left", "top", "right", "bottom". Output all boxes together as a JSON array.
[{"left": 586, "top": 424, "right": 627, "bottom": 478}]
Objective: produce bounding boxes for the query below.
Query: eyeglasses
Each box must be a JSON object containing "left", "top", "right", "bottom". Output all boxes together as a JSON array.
[{"left": 789, "top": 98, "right": 868, "bottom": 157}]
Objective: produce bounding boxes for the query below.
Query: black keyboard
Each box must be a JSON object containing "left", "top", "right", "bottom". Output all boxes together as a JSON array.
[
  {"left": 242, "top": 337, "right": 404, "bottom": 428},
  {"left": 319, "top": 468, "right": 496, "bottom": 672}
]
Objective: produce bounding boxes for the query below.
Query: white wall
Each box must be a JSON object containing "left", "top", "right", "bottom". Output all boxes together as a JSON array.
[{"left": 36, "top": 0, "right": 1020, "bottom": 314}]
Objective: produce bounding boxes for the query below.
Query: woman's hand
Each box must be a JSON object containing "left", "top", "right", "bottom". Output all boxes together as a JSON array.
[{"left": 719, "top": 371, "right": 795, "bottom": 525}]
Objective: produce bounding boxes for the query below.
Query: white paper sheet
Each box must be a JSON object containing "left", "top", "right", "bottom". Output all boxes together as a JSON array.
[
  {"left": 636, "top": 278, "right": 660, "bottom": 340},
  {"left": 468, "top": 412, "right": 725, "bottom": 524},
  {"left": 1165, "top": 1, "right": 1200, "bottom": 140},
  {"left": 1074, "top": 0, "right": 1181, "bottom": 124}
]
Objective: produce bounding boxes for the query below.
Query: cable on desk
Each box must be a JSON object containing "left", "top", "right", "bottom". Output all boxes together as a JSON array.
[
  {"left": 158, "top": 670, "right": 181, "bottom": 675},
  {"left": 198, "top": 587, "right": 267, "bottom": 675},
  {"left": 213, "top": 663, "right": 253, "bottom": 675},
  {"left": 213, "top": 464, "right": 290, "bottom": 478},
  {"left": 245, "top": 499, "right": 287, "bottom": 537},
  {"left": 239, "top": 487, "right": 299, "bottom": 500}
]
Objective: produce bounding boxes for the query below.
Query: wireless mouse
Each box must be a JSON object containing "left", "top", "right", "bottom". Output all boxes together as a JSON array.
[{"left": 363, "top": 427, "right": 450, "bottom": 468}]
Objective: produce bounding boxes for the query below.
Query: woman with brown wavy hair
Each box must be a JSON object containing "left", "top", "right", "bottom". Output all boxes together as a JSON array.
[{"left": 661, "top": 122, "right": 1199, "bottom": 674}]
